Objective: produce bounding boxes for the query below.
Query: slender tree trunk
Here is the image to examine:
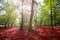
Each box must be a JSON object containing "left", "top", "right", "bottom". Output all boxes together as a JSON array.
[
  {"left": 53, "top": 7, "right": 56, "bottom": 26},
  {"left": 28, "top": 0, "right": 34, "bottom": 31},
  {"left": 50, "top": 0, "right": 53, "bottom": 29},
  {"left": 20, "top": 0, "right": 24, "bottom": 30},
  {"left": 53, "top": 1, "right": 56, "bottom": 26},
  {"left": 34, "top": 3, "right": 37, "bottom": 26}
]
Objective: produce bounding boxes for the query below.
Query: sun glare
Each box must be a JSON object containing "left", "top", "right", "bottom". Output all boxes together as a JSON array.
[
  {"left": 12, "top": 0, "right": 31, "bottom": 18},
  {"left": 35, "top": 0, "right": 44, "bottom": 6},
  {"left": 0, "top": 3, "right": 3, "bottom": 7}
]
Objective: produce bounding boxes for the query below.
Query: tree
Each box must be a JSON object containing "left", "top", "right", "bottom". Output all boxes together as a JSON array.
[
  {"left": 20, "top": 0, "right": 24, "bottom": 30},
  {"left": 28, "top": 0, "right": 34, "bottom": 31},
  {"left": 0, "top": 0, "right": 17, "bottom": 27}
]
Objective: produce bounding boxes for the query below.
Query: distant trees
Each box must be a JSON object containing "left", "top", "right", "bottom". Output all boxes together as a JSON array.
[
  {"left": 0, "top": 0, "right": 17, "bottom": 28},
  {"left": 0, "top": 0, "right": 60, "bottom": 30}
]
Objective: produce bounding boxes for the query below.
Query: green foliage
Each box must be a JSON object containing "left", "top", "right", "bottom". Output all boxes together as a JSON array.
[
  {"left": 0, "top": 0, "right": 17, "bottom": 26},
  {"left": 0, "top": 0, "right": 60, "bottom": 27}
]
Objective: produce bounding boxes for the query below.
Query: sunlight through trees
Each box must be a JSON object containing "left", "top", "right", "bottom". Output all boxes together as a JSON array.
[{"left": 0, "top": 0, "right": 60, "bottom": 31}]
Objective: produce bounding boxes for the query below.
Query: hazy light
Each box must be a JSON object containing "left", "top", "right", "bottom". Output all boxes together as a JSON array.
[
  {"left": 12, "top": 0, "right": 32, "bottom": 18},
  {"left": 35, "top": 0, "right": 44, "bottom": 3},
  {"left": 0, "top": 3, "right": 3, "bottom": 7},
  {"left": 35, "top": 0, "right": 44, "bottom": 6},
  {"left": 4, "top": 0, "right": 8, "bottom": 2},
  {"left": 0, "top": 10, "right": 6, "bottom": 15}
]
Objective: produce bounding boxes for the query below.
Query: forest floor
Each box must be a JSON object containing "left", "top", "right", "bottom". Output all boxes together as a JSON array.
[{"left": 0, "top": 26, "right": 60, "bottom": 40}]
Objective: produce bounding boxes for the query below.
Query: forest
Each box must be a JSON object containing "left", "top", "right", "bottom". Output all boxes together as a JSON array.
[{"left": 0, "top": 0, "right": 60, "bottom": 40}]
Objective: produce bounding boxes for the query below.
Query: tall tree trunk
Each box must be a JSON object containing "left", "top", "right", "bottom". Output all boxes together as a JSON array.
[
  {"left": 28, "top": 0, "right": 34, "bottom": 31},
  {"left": 53, "top": 1, "right": 56, "bottom": 26},
  {"left": 34, "top": 3, "right": 37, "bottom": 26},
  {"left": 50, "top": 0, "right": 53, "bottom": 29},
  {"left": 53, "top": 7, "right": 56, "bottom": 26},
  {"left": 20, "top": 0, "right": 24, "bottom": 30}
]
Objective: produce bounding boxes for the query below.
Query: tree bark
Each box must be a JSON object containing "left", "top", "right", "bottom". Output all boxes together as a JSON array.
[
  {"left": 53, "top": 7, "right": 56, "bottom": 26},
  {"left": 50, "top": 0, "right": 53, "bottom": 29},
  {"left": 20, "top": 0, "right": 24, "bottom": 30},
  {"left": 28, "top": 0, "right": 34, "bottom": 31},
  {"left": 34, "top": 3, "right": 37, "bottom": 26}
]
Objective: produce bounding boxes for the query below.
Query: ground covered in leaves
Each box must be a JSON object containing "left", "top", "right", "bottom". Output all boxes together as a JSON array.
[{"left": 0, "top": 26, "right": 60, "bottom": 40}]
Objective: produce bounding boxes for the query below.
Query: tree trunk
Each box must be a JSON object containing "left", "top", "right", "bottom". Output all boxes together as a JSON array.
[
  {"left": 34, "top": 3, "right": 37, "bottom": 26},
  {"left": 20, "top": 0, "right": 24, "bottom": 30},
  {"left": 28, "top": 0, "right": 34, "bottom": 31},
  {"left": 50, "top": 0, "right": 53, "bottom": 30},
  {"left": 54, "top": 9, "right": 56, "bottom": 26}
]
